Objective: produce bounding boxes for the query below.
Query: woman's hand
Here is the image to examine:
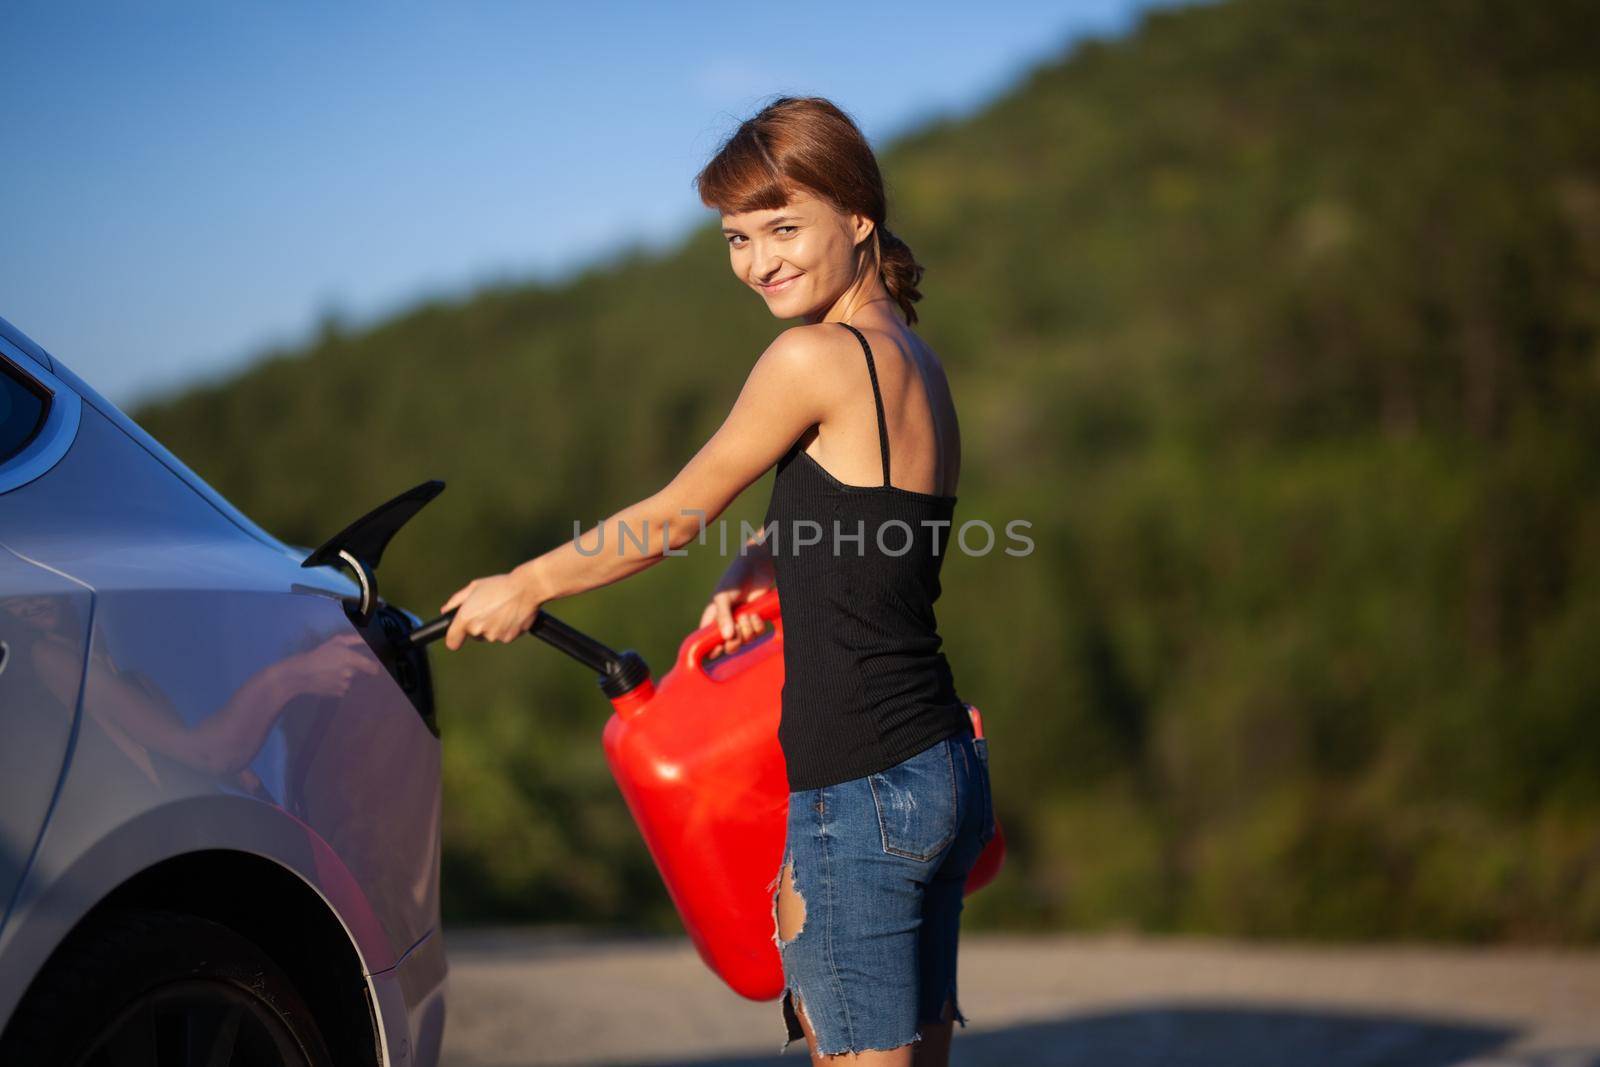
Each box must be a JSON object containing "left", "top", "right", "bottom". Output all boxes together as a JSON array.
[
  {"left": 439, "top": 569, "right": 545, "bottom": 651},
  {"left": 700, "top": 540, "right": 776, "bottom": 659}
]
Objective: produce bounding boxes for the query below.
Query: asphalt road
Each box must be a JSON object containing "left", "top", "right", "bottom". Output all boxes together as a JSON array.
[{"left": 436, "top": 929, "right": 1600, "bottom": 1067}]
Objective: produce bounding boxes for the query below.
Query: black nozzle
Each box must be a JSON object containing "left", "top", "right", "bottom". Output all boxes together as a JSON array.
[
  {"left": 599, "top": 650, "right": 652, "bottom": 698},
  {"left": 407, "top": 607, "right": 653, "bottom": 698}
]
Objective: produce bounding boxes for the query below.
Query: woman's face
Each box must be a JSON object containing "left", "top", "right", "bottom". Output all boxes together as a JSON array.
[{"left": 721, "top": 190, "right": 871, "bottom": 321}]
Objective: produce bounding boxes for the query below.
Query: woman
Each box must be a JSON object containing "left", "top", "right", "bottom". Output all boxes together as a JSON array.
[{"left": 440, "top": 95, "right": 994, "bottom": 1065}]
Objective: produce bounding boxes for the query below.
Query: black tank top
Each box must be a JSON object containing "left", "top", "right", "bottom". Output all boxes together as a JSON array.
[{"left": 763, "top": 322, "right": 970, "bottom": 791}]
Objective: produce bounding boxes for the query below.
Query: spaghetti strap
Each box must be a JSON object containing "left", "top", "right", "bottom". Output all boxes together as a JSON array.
[{"left": 838, "top": 322, "right": 892, "bottom": 487}]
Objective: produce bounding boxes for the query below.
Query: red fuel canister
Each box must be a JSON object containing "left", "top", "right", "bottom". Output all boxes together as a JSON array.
[
  {"left": 600, "top": 588, "right": 1005, "bottom": 1001},
  {"left": 410, "top": 583, "right": 1003, "bottom": 1002}
]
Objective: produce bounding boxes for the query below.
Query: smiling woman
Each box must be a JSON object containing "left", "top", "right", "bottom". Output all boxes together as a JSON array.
[
  {"left": 436, "top": 94, "right": 988, "bottom": 1067},
  {"left": 703, "top": 99, "right": 925, "bottom": 328},
  {"left": 686, "top": 97, "right": 984, "bottom": 1067}
]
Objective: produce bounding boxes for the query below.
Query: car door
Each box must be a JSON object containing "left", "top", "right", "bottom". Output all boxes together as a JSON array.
[{"left": 0, "top": 346, "right": 91, "bottom": 934}]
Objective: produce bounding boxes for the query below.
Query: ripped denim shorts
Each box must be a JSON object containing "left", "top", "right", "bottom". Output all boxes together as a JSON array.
[{"left": 769, "top": 726, "right": 994, "bottom": 1056}]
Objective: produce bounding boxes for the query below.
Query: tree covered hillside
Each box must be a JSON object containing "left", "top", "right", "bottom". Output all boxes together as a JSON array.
[{"left": 136, "top": 0, "right": 1600, "bottom": 939}]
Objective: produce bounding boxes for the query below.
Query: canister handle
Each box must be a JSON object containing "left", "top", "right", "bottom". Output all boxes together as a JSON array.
[
  {"left": 965, "top": 702, "right": 986, "bottom": 740},
  {"left": 683, "top": 589, "right": 784, "bottom": 674}
]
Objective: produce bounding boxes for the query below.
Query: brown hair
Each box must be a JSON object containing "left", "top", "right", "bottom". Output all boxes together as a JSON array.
[{"left": 695, "top": 96, "right": 925, "bottom": 326}]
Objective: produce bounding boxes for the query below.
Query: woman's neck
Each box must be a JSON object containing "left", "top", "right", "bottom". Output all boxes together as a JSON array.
[{"left": 810, "top": 272, "right": 897, "bottom": 327}]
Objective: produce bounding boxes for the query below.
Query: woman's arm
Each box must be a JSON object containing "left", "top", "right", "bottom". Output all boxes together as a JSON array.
[
  {"left": 518, "top": 363, "right": 800, "bottom": 604},
  {"left": 439, "top": 324, "right": 836, "bottom": 649}
]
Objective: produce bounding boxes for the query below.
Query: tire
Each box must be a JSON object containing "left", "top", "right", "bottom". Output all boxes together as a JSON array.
[{"left": 0, "top": 907, "right": 335, "bottom": 1066}]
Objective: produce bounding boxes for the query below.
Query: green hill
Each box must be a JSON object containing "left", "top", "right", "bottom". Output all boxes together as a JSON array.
[{"left": 136, "top": 0, "right": 1600, "bottom": 940}]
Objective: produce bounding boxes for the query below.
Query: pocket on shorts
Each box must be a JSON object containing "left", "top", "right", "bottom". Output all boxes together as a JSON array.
[
  {"left": 973, "top": 737, "right": 996, "bottom": 847},
  {"left": 869, "top": 740, "right": 958, "bottom": 861}
]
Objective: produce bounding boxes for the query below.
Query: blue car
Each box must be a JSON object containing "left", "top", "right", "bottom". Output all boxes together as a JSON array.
[{"left": 0, "top": 315, "right": 447, "bottom": 1067}]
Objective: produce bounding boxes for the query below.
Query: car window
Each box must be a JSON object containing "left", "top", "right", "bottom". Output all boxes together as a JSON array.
[{"left": 1, "top": 359, "right": 52, "bottom": 464}]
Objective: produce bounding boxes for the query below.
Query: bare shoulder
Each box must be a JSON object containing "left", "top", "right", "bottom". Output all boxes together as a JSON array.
[
  {"left": 755, "top": 323, "right": 860, "bottom": 388},
  {"left": 764, "top": 322, "right": 857, "bottom": 364}
]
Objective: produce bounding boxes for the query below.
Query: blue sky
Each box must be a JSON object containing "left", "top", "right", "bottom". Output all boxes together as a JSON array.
[{"left": 3, "top": 1, "right": 1180, "bottom": 407}]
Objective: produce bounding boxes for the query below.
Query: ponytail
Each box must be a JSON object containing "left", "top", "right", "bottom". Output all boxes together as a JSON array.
[{"left": 873, "top": 225, "right": 925, "bottom": 326}]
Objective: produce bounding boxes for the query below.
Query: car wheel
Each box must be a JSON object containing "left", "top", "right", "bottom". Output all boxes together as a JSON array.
[{"left": 0, "top": 907, "right": 335, "bottom": 1066}]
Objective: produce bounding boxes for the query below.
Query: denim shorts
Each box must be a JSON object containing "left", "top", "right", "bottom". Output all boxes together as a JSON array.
[{"left": 769, "top": 726, "right": 995, "bottom": 1056}]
